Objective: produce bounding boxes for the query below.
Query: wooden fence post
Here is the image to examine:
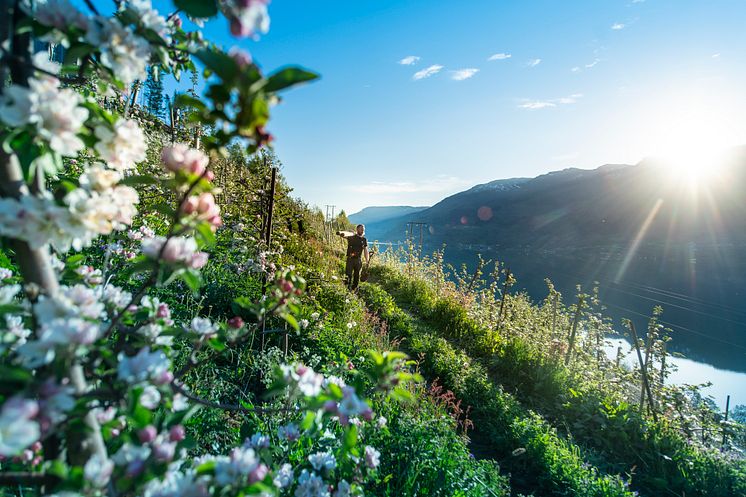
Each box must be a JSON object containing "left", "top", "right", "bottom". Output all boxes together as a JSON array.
[
  {"left": 564, "top": 294, "right": 585, "bottom": 365},
  {"left": 722, "top": 394, "right": 731, "bottom": 450},
  {"left": 628, "top": 321, "right": 658, "bottom": 422},
  {"left": 496, "top": 268, "right": 511, "bottom": 331}
]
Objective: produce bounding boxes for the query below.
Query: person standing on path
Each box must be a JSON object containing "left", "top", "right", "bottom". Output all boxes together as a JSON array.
[{"left": 337, "top": 224, "right": 369, "bottom": 291}]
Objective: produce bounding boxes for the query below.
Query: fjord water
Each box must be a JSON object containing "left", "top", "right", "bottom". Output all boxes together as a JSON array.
[{"left": 605, "top": 338, "right": 746, "bottom": 410}]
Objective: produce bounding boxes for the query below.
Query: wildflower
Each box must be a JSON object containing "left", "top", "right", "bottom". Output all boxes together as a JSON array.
[
  {"left": 247, "top": 433, "right": 270, "bottom": 449},
  {"left": 300, "top": 318, "right": 310, "bottom": 329},
  {"left": 0, "top": 268, "right": 13, "bottom": 280},
  {"left": 376, "top": 416, "right": 387, "bottom": 428}
]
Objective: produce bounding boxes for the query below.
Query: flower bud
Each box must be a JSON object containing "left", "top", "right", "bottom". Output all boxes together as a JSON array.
[
  {"left": 138, "top": 425, "right": 157, "bottom": 443},
  {"left": 169, "top": 425, "right": 186, "bottom": 442},
  {"left": 228, "top": 316, "right": 245, "bottom": 329}
]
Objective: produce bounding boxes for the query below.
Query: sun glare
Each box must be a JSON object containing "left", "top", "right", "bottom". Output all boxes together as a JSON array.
[{"left": 640, "top": 85, "right": 741, "bottom": 187}]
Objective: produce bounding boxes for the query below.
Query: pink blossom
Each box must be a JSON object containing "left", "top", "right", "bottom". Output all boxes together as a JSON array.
[{"left": 161, "top": 144, "right": 209, "bottom": 176}]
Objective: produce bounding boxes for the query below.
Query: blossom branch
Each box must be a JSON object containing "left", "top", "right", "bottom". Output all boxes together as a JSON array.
[{"left": 170, "top": 381, "right": 290, "bottom": 414}]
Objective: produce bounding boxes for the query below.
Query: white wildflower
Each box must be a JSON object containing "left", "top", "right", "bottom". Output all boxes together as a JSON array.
[{"left": 308, "top": 451, "right": 336, "bottom": 472}]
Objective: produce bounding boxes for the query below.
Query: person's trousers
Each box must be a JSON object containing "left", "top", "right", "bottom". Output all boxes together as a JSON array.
[{"left": 345, "top": 256, "right": 363, "bottom": 290}]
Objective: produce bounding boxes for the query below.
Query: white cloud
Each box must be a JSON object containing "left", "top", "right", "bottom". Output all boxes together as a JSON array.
[
  {"left": 488, "top": 53, "right": 511, "bottom": 61},
  {"left": 611, "top": 23, "right": 625, "bottom": 30},
  {"left": 412, "top": 64, "right": 444, "bottom": 80},
  {"left": 557, "top": 93, "right": 583, "bottom": 104},
  {"left": 712, "top": 53, "right": 721, "bottom": 58},
  {"left": 571, "top": 66, "right": 581, "bottom": 72},
  {"left": 585, "top": 58, "right": 601, "bottom": 68},
  {"left": 451, "top": 68, "right": 479, "bottom": 81},
  {"left": 518, "top": 93, "right": 583, "bottom": 110},
  {"left": 399, "top": 55, "right": 420, "bottom": 65},
  {"left": 526, "top": 58, "right": 542, "bottom": 67},
  {"left": 519, "top": 101, "right": 556, "bottom": 110},
  {"left": 631, "top": 0, "right": 645, "bottom": 3},
  {"left": 350, "top": 176, "right": 469, "bottom": 194}
]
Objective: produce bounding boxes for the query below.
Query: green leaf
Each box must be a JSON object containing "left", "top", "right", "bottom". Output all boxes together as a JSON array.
[
  {"left": 207, "top": 336, "right": 225, "bottom": 352},
  {"left": 282, "top": 313, "right": 299, "bottom": 332},
  {"left": 174, "top": 94, "right": 207, "bottom": 111},
  {"left": 179, "top": 269, "right": 203, "bottom": 292},
  {"left": 195, "top": 49, "right": 239, "bottom": 82},
  {"left": 174, "top": 0, "right": 218, "bottom": 18},
  {"left": 195, "top": 222, "right": 216, "bottom": 247},
  {"left": 263, "top": 67, "right": 319, "bottom": 93},
  {"left": 300, "top": 410, "right": 316, "bottom": 431},
  {"left": 343, "top": 424, "right": 358, "bottom": 451}
]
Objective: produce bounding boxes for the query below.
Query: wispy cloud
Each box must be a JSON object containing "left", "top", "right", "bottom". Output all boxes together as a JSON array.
[
  {"left": 611, "top": 23, "right": 626, "bottom": 30},
  {"left": 488, "top": 53, "right": 511, "bottom": 61},
  {"left": 572, "top": 58, "right": 601, "bottom": 73},
  {"left": 518, "top": 93, "right": 583, "bottom": 110},
  {"left": 526, "top": 58, "right": 542, "bottom": 67},
  {"left": 585, "top": 58, "right": 601, "bottom": 68},
  {"left": 350, "top": 176, "right": 469, "bottom": 194},
  {"left": 712, "top": 53, "right": 721, "bottom": 58},
  {"left": 412, "top": 64, "right": 444, "bottom": 80},
  {"left": 451, "top": 68, "right": 479, "bottom": 81},
  {"left": 399, "top": 55, "right": 420, "bottom": 65},
  {"left": 519, "top": 101, "right": 556, "bottom": 110},
  {"left": 631, "top": 0, "right": 645, "bottom": 3}
]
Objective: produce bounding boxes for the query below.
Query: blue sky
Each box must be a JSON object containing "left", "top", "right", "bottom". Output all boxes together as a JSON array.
[{"left": 167, "top": 1, "right": 746, "bottom": 213}]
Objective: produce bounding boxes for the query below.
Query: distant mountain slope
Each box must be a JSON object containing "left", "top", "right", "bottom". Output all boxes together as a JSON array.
[
  {"left": 349, "top": 205, "right": 428, "bottom": 225},
  {"left": 363, "top": 150, "right": 746, "bottom": 371}
]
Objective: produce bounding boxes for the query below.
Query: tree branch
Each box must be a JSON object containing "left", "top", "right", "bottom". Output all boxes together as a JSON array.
[{"left": 170, "top": 381, "right": 289, "bottom": 414}]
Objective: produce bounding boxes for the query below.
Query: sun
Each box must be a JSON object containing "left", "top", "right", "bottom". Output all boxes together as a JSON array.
[{"left": 638, "top": 84, "right": 742, "bottom": 187}]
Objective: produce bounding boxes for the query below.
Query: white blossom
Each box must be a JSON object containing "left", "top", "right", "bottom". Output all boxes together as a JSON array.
[
  {"left": 142, "top": 236, "right": 208, "bottom": 269},
  {"left": 334, "top": 480, "right": 351, "bottom": 497},
  {"left": 34, "top": 0, "right": 89, "bottom": 32},
  {"left": 117, "top": 347, "right": 171, "bottom": 384},
  {"left": 190, "top": 317, "right": 218, "bottom": 338},
  {"left": 129, "top": 0, "right": 172, "bottom": 43},
  {"left": 0, "top": 398, "right": 40, "bottom": 456},
  {"left": 273, "top": 463, "right": 293, "bottom": 488},
  {"left": 0, "top": 268, "right": 12, "bottom": 280},
  {"left": 364, "top": 446, "right": 380, "bottom": 470},
  {"left": 140, "top": 385, "right": 162, "bottom": 409},
  {"left": 214, "top": 447, "right": 259, "bottom": 486},
  {"left": 308, "top": 451, "right": 336, "bottom": 472},
  {"left": 247, "top": 432, "right": 270, "bottom": 449},
  {"left": 0, "top": 284, "right": 21, "bottom": 305},
  {"left": 143, "top": 469, "right": 210, "bottom": 497},
  {"left": 94, "top": 119, "right": 147, "bottom": 171},
  {"left": 294, "top": 469, "right": 329, "bottom": 497},
  {"left": 86, "top": 17, "right": 150, "bottom": 85},
  {"left": 84, "top": 454, "right": 114, "bottom": 488},
  {"left": 112, "top": 443, "right": 151, "bottom": 466}
]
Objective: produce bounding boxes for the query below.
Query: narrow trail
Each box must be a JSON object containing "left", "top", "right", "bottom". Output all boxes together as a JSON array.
[{"left": 357, "top": 277, "right": 635, "bottom": 497}]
